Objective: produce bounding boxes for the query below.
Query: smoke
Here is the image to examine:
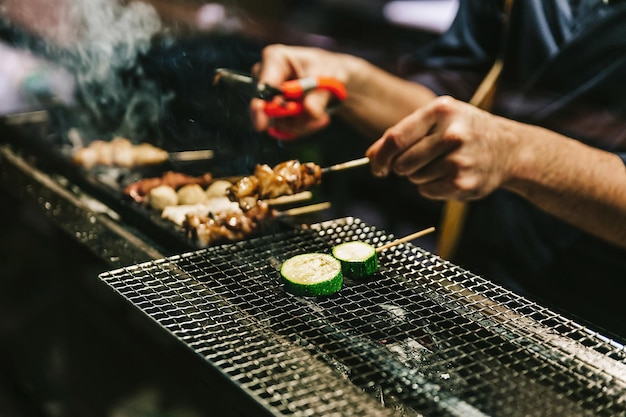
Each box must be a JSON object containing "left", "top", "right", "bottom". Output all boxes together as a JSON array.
[
  {"left": 72, "top": 0, "right": 160, "bottom": 77},
  {"left": 2, "top": 0, "right": 283, "bottom": 174},
  {"left": 57, "top": 0, "right": 166, "bottom": 142}
]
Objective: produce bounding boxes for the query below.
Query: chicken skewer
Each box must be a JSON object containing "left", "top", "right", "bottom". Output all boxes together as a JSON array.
[
  {"left": 72, "top": 137, "right": 213, "bottom": 169},
  {"left": 183, "top": 201, "right": 331, "bottom": 247},
  {"left": 124, "top": 157, "right": 362, "bottom": 246},
  {"left": 180, "top": 156, "right": 370, "bottom": 248},
  {"left": 227, "top": 157, "right": 369, "bottom": 210},
  {"left": 227, "top": 160, "right": 322, "bottom": 209},
  {"left": 124, "top": 157, "right": 367, "bottom": 208},
  {"left": 124, "top": 171, "right": 214, "bottom": 204}
]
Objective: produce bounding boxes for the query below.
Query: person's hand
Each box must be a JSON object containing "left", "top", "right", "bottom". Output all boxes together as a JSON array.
[
  {"left": 250, "top": 44, "right": 352, "bottom": 139},
  {"left": 365, "top": 96, "right": 519, "bottom": 201}
]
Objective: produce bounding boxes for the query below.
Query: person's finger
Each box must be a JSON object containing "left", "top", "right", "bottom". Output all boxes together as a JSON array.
[
  {"left": 365, "top": 137, "right": 399, "bottom": 177},
  {"left": 250, "top": 98, "right": 270, "bottom": 131},
  {"left": 392, "top": 128, "right": 459, "bottom": 177},
  {"left": 366, "top": 104, "right": 438, "bottom": 177},
  {"left": 256, "top": 44, "right": 296, "bottom": 86},
  {"left": 404, "top": 153, "right": 452, "bottom": 186},
  {"left": 415, "top": 162, "right": 487, "bottom": 201}
]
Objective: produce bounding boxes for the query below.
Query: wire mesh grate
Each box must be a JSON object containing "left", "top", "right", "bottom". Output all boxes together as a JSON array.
[{"left": 99, "top": 217, "right": 626, "bottom": 416}]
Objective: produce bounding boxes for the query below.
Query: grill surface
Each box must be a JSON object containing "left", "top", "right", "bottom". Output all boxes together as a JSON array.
[{"left": 99, "top": 217, "right": 626, "bottom": 416}]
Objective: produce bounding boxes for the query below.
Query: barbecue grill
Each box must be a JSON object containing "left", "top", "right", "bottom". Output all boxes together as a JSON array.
[
  {"left": 100, "top": 217, "right": 626, "bottom": 417},
  {"left": 2, "top": 3, "right": 626, "bottom": 415}
]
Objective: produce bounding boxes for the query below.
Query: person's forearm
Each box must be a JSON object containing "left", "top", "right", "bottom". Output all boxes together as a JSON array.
[
  {"left": 504, "top": 121, "right": 626, "bottom": 249},
  {"left": 337, "top": 56, "right": 437, "bottom": 140}
]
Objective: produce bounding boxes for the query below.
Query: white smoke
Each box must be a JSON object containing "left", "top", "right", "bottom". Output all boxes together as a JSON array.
[
  {"left": 59, "top": 0, "right": 168, "bottom": 142},
  {"left": 70, "top": 0, "right": 161, "bottom": 80}
]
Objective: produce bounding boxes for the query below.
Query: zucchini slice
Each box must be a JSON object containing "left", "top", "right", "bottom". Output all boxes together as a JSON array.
[
  {"left": 280, "top": 253, "right": 343, "bottom": 296},
  {"left": 332, "top": 241, "right": 378, "bottom": 278}
]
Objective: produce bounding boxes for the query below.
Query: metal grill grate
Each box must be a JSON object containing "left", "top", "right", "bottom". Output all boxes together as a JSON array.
[{"left": 99, "top": 217, "right": 626, "bottom": 416}]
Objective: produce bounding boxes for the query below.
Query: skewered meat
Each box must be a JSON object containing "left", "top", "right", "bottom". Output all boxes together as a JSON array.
[
  {"left": 162, "top": 190, "right": 315, "bottom": 227},
  {"left": 148, "top": 185, "right": 178, "bottom": 211},
  {"left": 124, "top": 171, "right": 213, "bottom": 203},
  {"left": 205, "top": 180, "right": 233, "bottom": 198},
  {"left": 177, "top": 184, "right": 206, "bottom": 205},
  {"left": 72, "top": 137, "right": 169, "bottom": 168},
  {"left": 228, "top": 160, "right": 322, "bottom": 203},
  {"left": 183, "top": 200, "right": 272, "bottom": 247},
  {"left": 162, "top": 197, "right": 240, "bottom": 226}
]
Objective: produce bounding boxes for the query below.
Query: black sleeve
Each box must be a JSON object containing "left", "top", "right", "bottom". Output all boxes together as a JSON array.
[
  {"left": 402, "top": 1, "right": 505, "bottom": 74},
  {"left": 398, "top": 1, "right": 507, "bottom": 100}
]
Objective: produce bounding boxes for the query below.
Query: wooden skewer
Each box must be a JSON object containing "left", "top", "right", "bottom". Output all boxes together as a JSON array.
[
  {"left": 321, "top": 157, "right": 370, "bottom": 174},
  {"left": 375, "top": 226, "right": 436, "bottom": 253},
  {"left": 277, "top": 202, "right": 331, "bottom": 217},
  {"left": 169, "top": 149, "right": 214, "bottom": 162},
  {"left": 214, "top": 156, "right": 368, "bottom": 185},
  {"left": 2, "top": 110, "right": 49, "bottom": 125},
  {"left": 264, "top": 191, "right": 313, "bottom": 206}
]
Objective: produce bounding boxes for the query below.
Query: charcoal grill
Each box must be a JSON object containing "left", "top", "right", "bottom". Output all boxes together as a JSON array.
[{"left": 99, "top": 217, "right": 626, "bottom": 417}]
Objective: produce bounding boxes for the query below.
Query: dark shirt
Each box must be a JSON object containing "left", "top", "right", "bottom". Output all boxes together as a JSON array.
[{"left": 403, "top": 0, "right": 626, "bottom": 339}]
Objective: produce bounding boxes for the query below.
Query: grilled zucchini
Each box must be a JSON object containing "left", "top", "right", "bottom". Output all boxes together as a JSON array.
[
  {"left": 332, "top": 241, "right": 378, "bottom": 278},
  {"left": 280, "top": 253, "right": 343, "bottom": 296}
]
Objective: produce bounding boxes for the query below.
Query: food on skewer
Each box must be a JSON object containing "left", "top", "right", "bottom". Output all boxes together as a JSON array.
[
  {"left": 280, "top": 253, "right": 343, "bottom": 297},
  {"left": 332, "top": 241, "right": 379, "bottom": 278},
  {"left": 205, "top": 180, "right": 233, "bottom": 198},
  {"left": 280, "top": 227, "right": 437, "bottom": 295},
  {"left": 148, "top": 183, "right": 213, "bottom": 211},
  {"left": 177, "top": 183, "right": 207, "bottom": 205},
  {"left": 125, "top": 156, "right": 370, "bottom": 247},
  {"left": 162, "top": 197, "right": 240, "bottom": 226},
  {"left": 183, "top": 200, "right": 271, "bottom": 247},
  {"left": 161, "top": 191, "right": 315, "bottom": 226},
  {"left": 182, "top": 201, "right": 331, "bottom": 248},
  {"left": 229, "top": 156, "right": 368, "bottom": 202},
  {"left": 228, "top": 160, "right": 322, "bottom": 209},
  {"left": 331, "top": 227, "right": 437, "bottom": 279},
  {"left": 72, "top": 137, "right": 169, "bottom": 168},
  {"left": 124, "top": 171, "right": 213, "bottom": 203},
  {"left": 127, "top": 155, "right": 343, "bottom": 210},
  {"left": 72, "top": 136, "right": 214, "bottom": 168},
  {"left": 148, "top": 185, "right": 179, "bottom": 211}
]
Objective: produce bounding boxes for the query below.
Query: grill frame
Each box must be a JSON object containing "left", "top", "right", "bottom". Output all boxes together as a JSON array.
[{"left": 99, "top": 217, "right": 626, "bottom": 417}]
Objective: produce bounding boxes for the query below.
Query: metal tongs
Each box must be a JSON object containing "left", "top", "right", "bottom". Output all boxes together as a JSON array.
[{"left": 213, "top": 68, "right": 348, "bottom": 139}]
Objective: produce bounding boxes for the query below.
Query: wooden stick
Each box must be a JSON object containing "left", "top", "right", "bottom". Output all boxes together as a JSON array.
[
  {"left": 376, "top": 226, "right": 436, "bottom": 253},
  {"left": 277, "top": 202, "right": 331, "bottom": 217},
  {"left": 2, "top": 110, "right": 49, "bottom": 125},
  {"left": 169, "top": 149, "right": 214, "bottom": 162},
  {"left": 264, "top": 191, "right": 313, "bottom": 206},
  {"left": 321, "top": 157, "right": 370, "bottom": 174}
]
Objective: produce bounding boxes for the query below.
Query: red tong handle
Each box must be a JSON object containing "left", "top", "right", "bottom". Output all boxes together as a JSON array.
[
  {"left": 264, "top": 100, "right": 304, "bottom": 118},
  {"left": 263, "top": 76, "right": 347, "bottom": 118}
]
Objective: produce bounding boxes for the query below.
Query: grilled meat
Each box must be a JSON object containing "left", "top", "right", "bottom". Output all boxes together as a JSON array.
[
  {"left": 72, "top": 137, "right": 169, "bottom": 168},
  {"left": 147, "top": 185, "right": 178, "bottom": 211},
  {"left": 183, "top": 200, "right": 272, "bottom": 247},
  {"left": 228, "top": 160, "right": 322, "bottom": 203},
  {"left": 124, "top": 171, "right": 213, "bottom": 203},
  {"left": 162, "top": 197, "right": 240, "bottom": 226}
]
